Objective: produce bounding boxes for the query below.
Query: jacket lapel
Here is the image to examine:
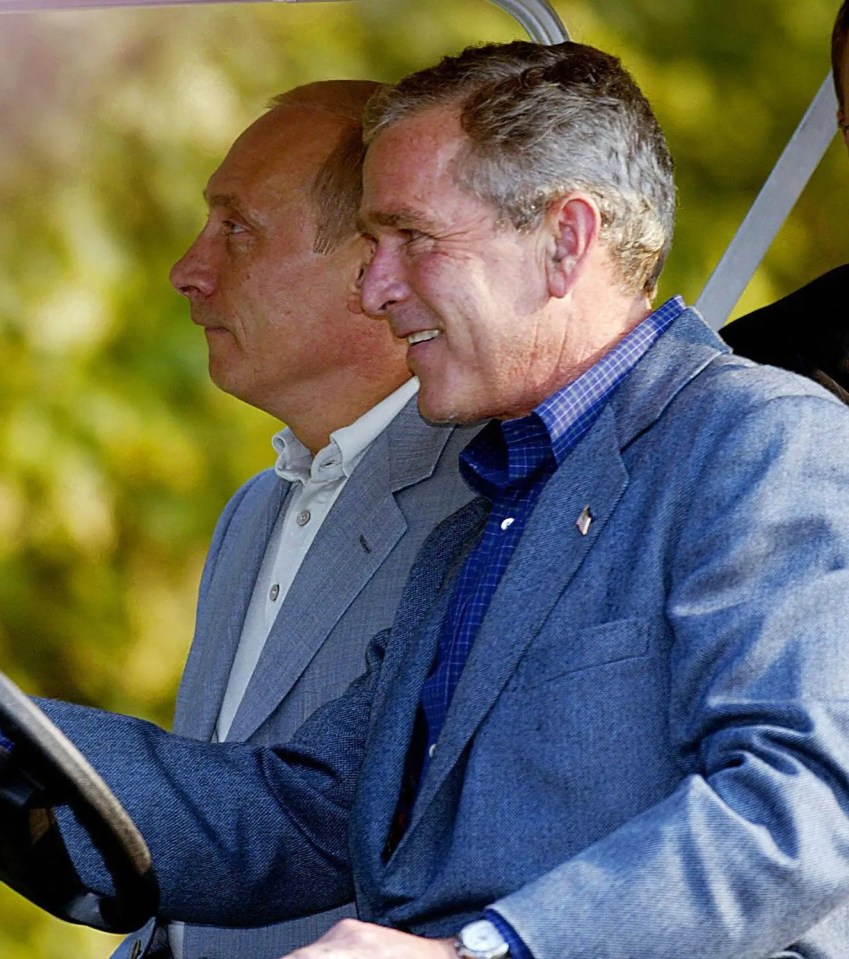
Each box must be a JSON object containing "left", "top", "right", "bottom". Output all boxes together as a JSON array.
[
  {"left": 351, "top": 496, "right": 490, "bottom": 901},
  {"left": 225, "top": 399, "right": 460, "bottom": 742},
  {"left": 406, "top": 406, "right": 628, "bottom": 833},
  {"left": 173, "top": 475, "right": 288, "bottom": 740}
]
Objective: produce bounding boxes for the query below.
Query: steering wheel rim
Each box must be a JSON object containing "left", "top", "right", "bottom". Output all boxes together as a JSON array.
[{"left": 0, "top": 670, "right": 159, "bottom": 932}]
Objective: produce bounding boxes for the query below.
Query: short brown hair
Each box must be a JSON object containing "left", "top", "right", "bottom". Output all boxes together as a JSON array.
[{"left": 308, "top": 124, "right": 369, "bottom": 255}]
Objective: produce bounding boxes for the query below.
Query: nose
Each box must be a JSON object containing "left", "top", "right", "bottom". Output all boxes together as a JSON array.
[
  {"left": 169, "top": 232, "right": 215, "bottom": 300},
  {"left": 359, "top": 244, "right": 411, "bottom": 318}
]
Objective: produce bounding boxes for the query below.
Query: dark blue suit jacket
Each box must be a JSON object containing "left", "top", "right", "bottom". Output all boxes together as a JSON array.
[{"left": 722, "top": 265, "right": 849, "bottom": 403}]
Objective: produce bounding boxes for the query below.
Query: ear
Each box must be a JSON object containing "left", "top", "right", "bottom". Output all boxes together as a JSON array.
[
  {"left": 345, "top": 236, "right": 374, "bottom": 316},
  {"left": 544, "top": 193, "right": 602, "bottom": 299},
  {"left": 346, "top": 266, "right": 365, "bottom": 315}
]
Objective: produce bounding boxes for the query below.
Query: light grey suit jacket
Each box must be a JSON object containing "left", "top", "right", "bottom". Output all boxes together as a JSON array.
[
  {"left": 116, "top": 396, "right": 478, "bottom": 959},
  {"left": 50, "top": 309, "right": 849, "bottom": 957}
]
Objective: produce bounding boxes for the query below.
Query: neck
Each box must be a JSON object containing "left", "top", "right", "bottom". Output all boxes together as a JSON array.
[
  {"left": 558, "top": 290, "right": 653, "bottom": 383},
  {"left": 279, "top": 371, "right": 412, "bottom": 455}
]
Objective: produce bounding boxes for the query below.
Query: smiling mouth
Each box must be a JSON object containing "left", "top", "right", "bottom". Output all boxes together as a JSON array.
[{"left": 407, "top": 330, "right": 441, "bottom": 346}]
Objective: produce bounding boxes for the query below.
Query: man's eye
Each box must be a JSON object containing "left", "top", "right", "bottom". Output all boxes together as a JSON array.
[
  {"left": 223, "top": 220, "right": 247, "bottom": 236},
  {"left": 401, "top": 229, "right": 428, "bottom": 247}
]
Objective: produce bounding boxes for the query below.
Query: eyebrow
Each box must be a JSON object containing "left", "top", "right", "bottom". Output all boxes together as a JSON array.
[
  {"left": 201, "top": 191, "right": 265, "bottom": 232},
  {"left": 357, "top": 208, "right": 442, "bottom": 234},
  {"left": 204, "top": 191, "right": 242, "bottom": 210}
]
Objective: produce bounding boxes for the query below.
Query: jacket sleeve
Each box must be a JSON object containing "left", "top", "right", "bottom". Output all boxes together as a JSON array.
[{"left": 40, "top": 626, "right": 392, "bottom": 928}]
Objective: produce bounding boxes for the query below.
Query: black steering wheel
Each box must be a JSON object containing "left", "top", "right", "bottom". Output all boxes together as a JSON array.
[{"left": 0, "top": 670, "right": 159, "bottom": 932}]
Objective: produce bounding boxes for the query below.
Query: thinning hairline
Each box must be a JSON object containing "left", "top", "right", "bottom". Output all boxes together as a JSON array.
[{"left": 267, "top": 92, "right": 368, "bottom": 124}]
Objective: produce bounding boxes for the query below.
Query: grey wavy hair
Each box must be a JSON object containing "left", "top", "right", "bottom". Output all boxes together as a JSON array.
[{"left": 363, "top": 41, "right": 675, "bottom": 296}]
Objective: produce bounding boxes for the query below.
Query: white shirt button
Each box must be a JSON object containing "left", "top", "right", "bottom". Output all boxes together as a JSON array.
[
  {"left": 500, "top": 517, "right": 515, "bottom": 531},
  {"left": 269, "top": 584, "right": 280, "bottom": 602},
  {"left": 296, "top": 509, "right": 311, "bottom": 527},
  {"left": 428, "top": 743, "right": 437, "bottom": 759}
]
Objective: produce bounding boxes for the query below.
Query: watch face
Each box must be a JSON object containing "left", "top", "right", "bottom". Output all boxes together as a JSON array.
[{"left": 459, "top": 919, "right": 509, "bottom": 957}]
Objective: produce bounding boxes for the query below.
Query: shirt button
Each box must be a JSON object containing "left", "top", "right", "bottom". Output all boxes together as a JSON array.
[
  {"left": 296, "top": 509, "right": 311, "bottom": 526},
  {"left": 428, "top": 743, "right": 437, "bottom": 759},
  {"left": 269, "top": 584, "right": 280, "bottom": 602},
  {"left": 500, "top": 517, "right": 515, "bottom": 531}
]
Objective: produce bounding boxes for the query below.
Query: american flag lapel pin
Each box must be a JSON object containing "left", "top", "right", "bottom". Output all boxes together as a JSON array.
[{"left": 575, "top": 505, "right": 593, "bottom": 536}]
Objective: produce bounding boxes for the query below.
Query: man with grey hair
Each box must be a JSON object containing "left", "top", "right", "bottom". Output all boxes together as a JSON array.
[{"left": 21, "top": 39, "right": 849, "bottom": 959}]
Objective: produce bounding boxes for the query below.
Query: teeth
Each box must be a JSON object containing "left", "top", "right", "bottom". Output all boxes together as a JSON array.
[{"left": 407, "top": 330, "right": 440, "bottom": 346}]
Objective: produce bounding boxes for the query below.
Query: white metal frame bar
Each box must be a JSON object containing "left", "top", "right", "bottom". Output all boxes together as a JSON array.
[
  {"left": 696, "top": 74, "right": 838, "bottom": 329},
  {"left": 488, "top": 0, "right": 567, "bottom": 43},
  {"left": 0, "top": 0, "right": 332, "bottom": 9}
]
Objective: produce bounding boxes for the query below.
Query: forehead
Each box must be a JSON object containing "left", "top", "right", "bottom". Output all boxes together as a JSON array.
[
  {"left": 361, "top": 107, "right": 471, "bottom": 225},
  {"left": 206, "top": 106, "right": 343, "bottom": 212}
]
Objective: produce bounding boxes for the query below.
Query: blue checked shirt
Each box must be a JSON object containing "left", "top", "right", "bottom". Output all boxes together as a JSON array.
[{"left": 417, "top": 296, "right": 686, "bottom": 958}]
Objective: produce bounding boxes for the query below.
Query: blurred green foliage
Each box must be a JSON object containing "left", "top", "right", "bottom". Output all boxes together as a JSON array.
[{"left": 0, "top": 0, "right": 846, "bottom": 954}]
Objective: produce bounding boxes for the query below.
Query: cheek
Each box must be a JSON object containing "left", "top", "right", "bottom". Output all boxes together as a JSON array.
[
  {"left": 245, "top": 276, "right": 298, "bottom": 326},
  {"left": 411, "top": 250, "right": 474, "bottom": 305}
]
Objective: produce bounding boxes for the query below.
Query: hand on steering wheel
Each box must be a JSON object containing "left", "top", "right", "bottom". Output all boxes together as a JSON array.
[{"left": 0, "top": 670, "right": 159, "bottom": 932}]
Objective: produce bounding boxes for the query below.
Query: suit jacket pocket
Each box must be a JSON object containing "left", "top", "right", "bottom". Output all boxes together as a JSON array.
[{"left": 519, "top": 616, "right": 651, "bottom": 690}]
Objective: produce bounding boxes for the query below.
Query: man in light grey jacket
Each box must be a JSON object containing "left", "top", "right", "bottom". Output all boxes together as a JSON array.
[{"left": 116, "top": 80, "right": 476, "bottom": 959}]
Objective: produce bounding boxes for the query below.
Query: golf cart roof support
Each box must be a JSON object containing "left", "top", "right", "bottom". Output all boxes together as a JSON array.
[
  {"left": 0, "top": 0, "right": 569, "bottom": 44},
  {"left": 488, "top": 0, "right": 567, "bottom": 43},
  {"left": 696, "top": 73, "right": 838, "bottom": 329}
]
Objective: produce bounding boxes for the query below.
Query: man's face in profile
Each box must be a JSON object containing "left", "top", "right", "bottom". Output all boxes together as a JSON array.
[{"left": 168, "top": 105, "right": 371, "bottom": 421}]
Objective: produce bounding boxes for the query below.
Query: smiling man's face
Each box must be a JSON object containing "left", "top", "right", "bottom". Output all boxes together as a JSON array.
[{"left": 359, "top": 107, "right": 572, "bottom": 425}]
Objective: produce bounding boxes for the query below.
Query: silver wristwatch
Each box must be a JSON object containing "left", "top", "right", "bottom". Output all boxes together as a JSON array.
[{"left": 454, "top": 918, "right": 510, "bottom": 959}]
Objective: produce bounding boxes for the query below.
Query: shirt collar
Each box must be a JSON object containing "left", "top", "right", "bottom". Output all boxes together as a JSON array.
[
  {"left": 273, "top": 377, "right": 418, "bottom": 486},
  {"left": 462, "top": 296, "right": 687, "bottom": 498},
  {"left": 537, "top": 294, "right": 685, "bottom": 464}
]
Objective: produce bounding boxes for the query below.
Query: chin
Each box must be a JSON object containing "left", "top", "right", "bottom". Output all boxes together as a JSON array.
[
  {"left": 208, "top": 366, "right": 245, "bottom": 401},
  {"left": 208, "top": 365, "right": 231, "bottom": 391},
  {"left": 415, "top": 388, "right": 452, "bottom": 424},
  {"left": 416, "top": 392, "right": 489, "bottom": 427}
]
